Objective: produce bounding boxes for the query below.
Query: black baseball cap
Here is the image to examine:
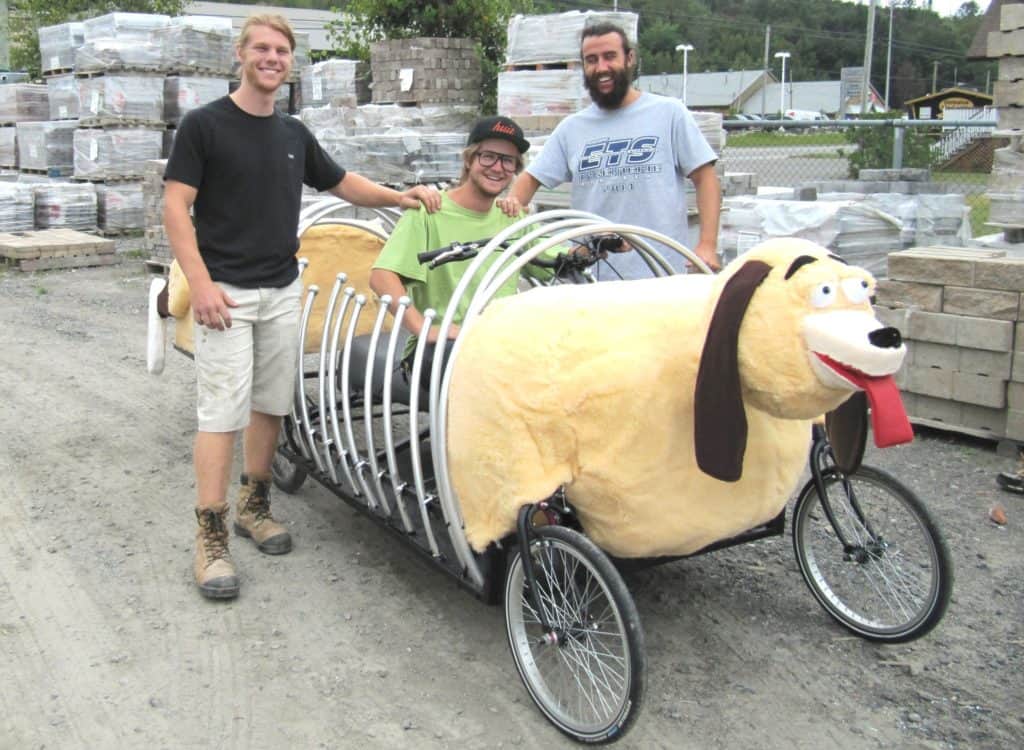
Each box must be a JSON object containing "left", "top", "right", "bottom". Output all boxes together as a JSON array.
[{"left": 467, "top": 115, "right": 530, "bottom": 153}]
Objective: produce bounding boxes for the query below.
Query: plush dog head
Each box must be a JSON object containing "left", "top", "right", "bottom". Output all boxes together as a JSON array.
[{"left": 695, "top": 238, "right": 912, "bottom": 482}]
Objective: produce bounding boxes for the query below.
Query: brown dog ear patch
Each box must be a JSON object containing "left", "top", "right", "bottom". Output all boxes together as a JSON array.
[{"left": 695, "top": 260, "right": 773, "bottom": 482}]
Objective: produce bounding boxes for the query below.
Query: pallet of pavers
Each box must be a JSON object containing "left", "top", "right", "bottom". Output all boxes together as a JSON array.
[
  {"left": 0, "top": 228, "right": 117, "bottom": 271},
  {"left": 874, "top": 245, "right": 1024, "bottom": 451}
]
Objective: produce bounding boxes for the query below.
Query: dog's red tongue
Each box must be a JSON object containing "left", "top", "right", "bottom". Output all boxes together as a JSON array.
[{"left": 818, "top": 355, "right": 914, "bottom": 447}]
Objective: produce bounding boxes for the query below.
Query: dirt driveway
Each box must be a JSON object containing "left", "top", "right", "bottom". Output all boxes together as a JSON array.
[{"left": 1, "top": 261, "right": 1021, "bottom": 749}]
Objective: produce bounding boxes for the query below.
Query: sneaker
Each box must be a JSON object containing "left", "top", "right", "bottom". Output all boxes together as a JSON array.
[
  {"left": 147, "top": 276, "right": 168, "bottom": 375},
  {"left": 235, "top": 473, "right": 292, "bottom": 554},
  {"left": 996, "top": 471, "right": 1024, "bottom": 494}
]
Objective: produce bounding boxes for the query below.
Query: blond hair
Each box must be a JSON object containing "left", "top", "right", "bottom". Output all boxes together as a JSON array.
[
  {"left": 237, "top": 14, "right": 296, "bottom": 52},
  {"left": 459, "top": 143, "right": 524, "bottom": 184}
]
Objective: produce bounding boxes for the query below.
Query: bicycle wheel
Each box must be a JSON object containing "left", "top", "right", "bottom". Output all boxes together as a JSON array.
[
  {"left": 792, "top": 465, "right": 952, "bottom": 642},
  {"left": 271, "top": 423, "right": 307, "bottom": 494},
  {"left": 504, "top": 525, "right": 645, "bottom": 744}
]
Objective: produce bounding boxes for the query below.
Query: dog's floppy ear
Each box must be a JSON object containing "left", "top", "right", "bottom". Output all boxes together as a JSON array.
[
  {"left": 825, "top": 391, "right": 868, "bottom": 474},
  {"left": 695, "top": 260, "right": 773, "bottom": 482}
]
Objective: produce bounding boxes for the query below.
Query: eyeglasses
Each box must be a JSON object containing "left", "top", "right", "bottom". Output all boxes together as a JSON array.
[{"left": 476, "top": 150, "right": 518, "bottom": 171}]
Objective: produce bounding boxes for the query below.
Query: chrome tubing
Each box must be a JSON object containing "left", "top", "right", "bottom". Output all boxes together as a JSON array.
[
  {"left": 316, "top": 275, "right": 346, "bottom": 486},
  {"left": 288, "top": 258, "right": 312, "bottom": 459},
  {"left": 408, "top": 310, "right": 440, "bottom": 558},
  {"left": 361, "top": 296, "right": 393, "bottom": 518},
  {"left": 295, "top": 285, "right": 325, "bottom": 473},
  {"left": 381, "top": 297, "right": 415, "bottom": 534},
  {"left": 327, "top": 286, "right": 360, "bottom": 498},
  {"left": 339, "top": 294, "right": 378, "bottom": 510}
]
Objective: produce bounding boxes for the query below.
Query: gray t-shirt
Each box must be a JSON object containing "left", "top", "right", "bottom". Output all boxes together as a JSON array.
[{"left": 527, "top": 92, "right": 716, "bottom": 278}]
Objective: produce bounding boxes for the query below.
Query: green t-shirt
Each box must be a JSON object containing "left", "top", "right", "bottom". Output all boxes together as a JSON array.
[{"left": 373, "top": 192, "right": 551, "bottom": 356}]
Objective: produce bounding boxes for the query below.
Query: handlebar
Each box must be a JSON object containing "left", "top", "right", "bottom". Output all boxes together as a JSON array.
[{"left": 418, "top": 235, "right": 624, "bottom": 273}]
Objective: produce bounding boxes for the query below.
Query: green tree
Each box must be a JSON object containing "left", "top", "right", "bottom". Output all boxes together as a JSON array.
[
  {"left": 326, "top": 0, "right": 533, "bottom": 113},
  {"left": 843, "top": 111, "right": 936, "bottom": 177},
  {"left": 10, "top": 0, "right": 185, "bottom": 78}
]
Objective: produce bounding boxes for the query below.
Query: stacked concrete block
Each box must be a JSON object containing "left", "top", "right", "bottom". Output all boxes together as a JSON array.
[
  {"left": 300, "top": 60, "right": 370, "bottom": 108},
  {"left": 38, "top": 22, "right": 86, "bottom": 73},
  {"left": 505, "top": 11, "right": 639, "bottom": 65},
  {"left": 0, "top": 183, "right": 35, "bottom": 231},
  {"left": 73, "top": 128, "right": 163, "bottom": 180},
  {"left": 78, "top": 74, "right": 165, "bottom": 126},
  {"left": 46, "top": 74, "right": 80, "bottom": 120},
  {"left": 157, "top": 17, "right": 235, "bottom": 75},
  {"left": 876, "top": 246, "right": 1024, "bottom": 441},
  {"left": 370, "top": 38, "right": 481, "bottom": 107},
  {"left": 0, "top": 127, "right": 16, "bottom": 169},
  {"left": 163, "top": 77, "right": 229, "bottom": 126},
  {"left": 0, "top": 85, "right": 50, "bottom": 123},
  {"left": 989, "top": 2, "right": 1024, "bottom": 131},
  {"left": 33, "top": 183, "right": 98, "bottom": 231},
  {"left": 96, "top": 182, "right": 145, "bottom": 233},
  {"left": 15, "top": 121, "right": 77, "bottom": 175},
  {"left": 497, "top": 70, "right": 590, "bottom": 119},
  {"left": 142, "top": 159, "right": 171, "bottom": 263}
]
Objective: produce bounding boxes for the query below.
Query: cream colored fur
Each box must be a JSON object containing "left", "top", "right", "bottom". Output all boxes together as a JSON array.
[{"left": 447, "top": 238, "right": 899, "bottom": 558}]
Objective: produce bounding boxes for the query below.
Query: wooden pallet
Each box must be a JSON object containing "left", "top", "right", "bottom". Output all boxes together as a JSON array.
[
  {"left": 77, "top": 118, "right": 165, "bottom": 129},
  {"left": 19, "top": 166, "right": 74, "bottom": 178},
  {"left": 0, "top": 228, "right": 118, "bottom": 272},
  {"left": 74, "top": 67, "right": 165, "bottom": 78}
]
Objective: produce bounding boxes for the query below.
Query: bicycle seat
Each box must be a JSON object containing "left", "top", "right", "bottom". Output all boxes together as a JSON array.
[{"left": 347, "top": 329, "right": 419, "bottom": 407}]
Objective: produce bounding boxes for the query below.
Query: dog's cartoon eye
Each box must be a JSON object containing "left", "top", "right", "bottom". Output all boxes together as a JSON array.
[
  {"left": 810, "top": 282, "right": 837, "bottom": 308},
  {"left": 842, "top": 277, "right": 871, "bottom": 303}
]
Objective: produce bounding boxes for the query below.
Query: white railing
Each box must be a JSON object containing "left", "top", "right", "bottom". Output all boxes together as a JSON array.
[{"left": 933, "top": 106, "right": 998, "bottom": 161}]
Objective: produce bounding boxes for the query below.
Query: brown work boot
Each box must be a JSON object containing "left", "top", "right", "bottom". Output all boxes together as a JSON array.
[
  {"left": 234, "top": 473, "right": 292, "bottom": 554},
  {"left": 194, "top": 504, "right": 240, "bottom": 600}
]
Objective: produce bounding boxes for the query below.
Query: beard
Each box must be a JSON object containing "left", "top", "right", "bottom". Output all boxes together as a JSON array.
[{"left": 584, "top": 65, "right": 633, "bottom": 109}]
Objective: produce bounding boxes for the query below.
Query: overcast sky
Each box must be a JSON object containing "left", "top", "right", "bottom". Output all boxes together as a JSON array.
[{"left": 846, "top": 0, "right": 991, "bottom": 17}]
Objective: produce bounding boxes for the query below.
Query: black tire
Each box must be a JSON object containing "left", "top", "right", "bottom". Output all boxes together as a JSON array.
[
  {"left": 504, "top": 525, "right": 645, "bottom": 744},
  {"left": 271, "top": 423, "right": 307, "bottom": 494},
  {"left": 792, "top": 465, "right": 952, "bottom": 643}
]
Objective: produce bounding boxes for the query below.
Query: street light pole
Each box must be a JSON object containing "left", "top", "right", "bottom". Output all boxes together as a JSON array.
[
  {"left": 675, "top": 43, "right": 694, "bottom": 106},
  {"left": 774, "top": 51, "right": 790, "bottom": 118}
]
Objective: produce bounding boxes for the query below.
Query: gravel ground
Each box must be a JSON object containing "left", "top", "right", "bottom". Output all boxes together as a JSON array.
[{"left": 0, "top": 261, "right": 1021, "bottom": 749}]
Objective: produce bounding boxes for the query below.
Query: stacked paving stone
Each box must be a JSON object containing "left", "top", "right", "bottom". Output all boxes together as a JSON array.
[
  {"left": 300, "top": 60, "right": 370, "bottom": 108},
  {"left": 0, "top": 183, "right": 36, "bottom": 231},
  {"left": 96, "top": 183, "right": 145, "bottom": 233},
  {"left": 505, "top": 11, "right": 640, "bottom": 65},
  {"left": 46, "top": 74, "right": 80, "bottom": 120},
  {"left": 142, "top": 159, "right": 171, "bottom": 264},
  {"left": 875, "top": 246, "right": 1024, "bottom": 443},
  {"left": 38, "top": 22, "right": 85, "bottom": 73},
  {"left": 33, "top": 183, "right": 98, "bottom": 231},
  {"left": 370, "top": 38, "right": 481, "bottom": 106},
  {"left": 163, "top": 76, "right": 230, "bottom": 126},
  {"left": 973, "top": 1, "right": 1024, "bottom": 243},
  {"left": 16, "top": 121, "right": 77, "bottom": 176},
  {"left": 0, "top": 127, "right": 16, "bottom": 169}
]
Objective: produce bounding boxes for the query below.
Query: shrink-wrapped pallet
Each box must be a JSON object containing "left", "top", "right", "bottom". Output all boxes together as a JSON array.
[
  {"left": 78, "top": 75, "right": 165, "bottom": 126},
  {"left": 0, "top": 183, "right": 35, "bottom": 231},
  {"left": 38, "top": 22, "right": 86, "bottom": 73},
  {"left": 163, "top": 77, "right": 229, "bottom": 125},
  {"left": 0, "top": 127, "right": 16, "bottom": 168},
  {"left": 505, "top": 11, "right": 639, "bottom": 65},
  {"left": 75, "top": 41, "right": 164, "bottom": 73},
  {"left": 97, "top": 182, "right": 145, "bottom": 231},
  {"left": 300, "top": 103, "right": 479, "bottom": 134},
  {"left": 157, "top": 17, "right": 235, "bottom": 75},
  {"left": 46, "top": 74, "right": 80, "bottom": 120},
  {"left": 83, "top": 12, "right": 170, "bottom": 42},
  {"left": 34, "top": 182, "right": 98, "bottom": 231},
  {"left": 300, "top": 60, "right": 369, "bottom": 108},
  {"left": 73, "top": 128, "right": 164, "bottom": 180},
  {"left": 0, "top": 85, "right": 50, "bottom": 123},
  {"left": 497, "top": 70, "right": 590, "bottom": 116},
  {"left": 16, "top": 121, "right": 77, "bottom": 173},
  {"left": 292, "top": 33, "right": 311, "bottom": 81},
  {"left": 691, "top": 111, "right": 726, "bottom": 154},
  {"left": 313, "top": 130, "right": 464, "bottom": 184}
]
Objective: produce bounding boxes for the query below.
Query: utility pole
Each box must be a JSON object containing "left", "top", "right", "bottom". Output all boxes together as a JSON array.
[
  {"left": 884, "top": 0, "right": 894, "bottom": 110},
  {"left": 760, "top": 25, "right": 770, "bottom": 117},
  {"left": 932, "top": 60, "right": 939, "bottom": 93},
  {"left": 0, "top": 0, "right": 10, "bottom": 71},
  {"left": 862, "top": 0, "right": 878, "bottom": 115}
]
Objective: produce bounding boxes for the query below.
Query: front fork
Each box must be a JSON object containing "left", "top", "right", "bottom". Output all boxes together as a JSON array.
[
  {"left": 809, "top": 424, "right": 879, "bottom": 556},
  {"left": 516, "top": 498, "right": 568, "bottom": 638}
]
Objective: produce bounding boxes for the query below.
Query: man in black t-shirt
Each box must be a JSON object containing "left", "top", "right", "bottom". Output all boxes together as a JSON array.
[{"left": 164, "top": 13, "right": 440, "bottom": 600}]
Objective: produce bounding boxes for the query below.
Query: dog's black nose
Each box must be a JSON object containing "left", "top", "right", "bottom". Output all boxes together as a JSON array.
[{"left": 869, "top": 326, "right": 902, "bottom": 349}]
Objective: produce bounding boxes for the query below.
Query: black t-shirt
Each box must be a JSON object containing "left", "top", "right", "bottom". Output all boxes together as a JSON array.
[{"left": 164, "top": 96, "right": 345, "bottom": 288}]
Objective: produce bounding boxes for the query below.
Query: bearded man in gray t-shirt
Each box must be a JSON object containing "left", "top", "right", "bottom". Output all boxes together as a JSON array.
[{"left": 502, "top": 22, "right": 722, "bottom": 279}]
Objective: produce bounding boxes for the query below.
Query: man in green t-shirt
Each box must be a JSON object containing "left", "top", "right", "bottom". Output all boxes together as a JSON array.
[{"left": 370, "top": 116, "right": 541, "bottom": 388}]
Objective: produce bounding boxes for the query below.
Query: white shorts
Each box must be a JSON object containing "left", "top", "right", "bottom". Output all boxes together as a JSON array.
[{"left": 194, "top": 278, "right": 302, "bottom": 433}]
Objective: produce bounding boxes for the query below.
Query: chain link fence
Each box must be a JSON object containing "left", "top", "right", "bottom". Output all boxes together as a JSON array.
[{"left": 720, "top": 117, "right": 1000, "bottom": 240}]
